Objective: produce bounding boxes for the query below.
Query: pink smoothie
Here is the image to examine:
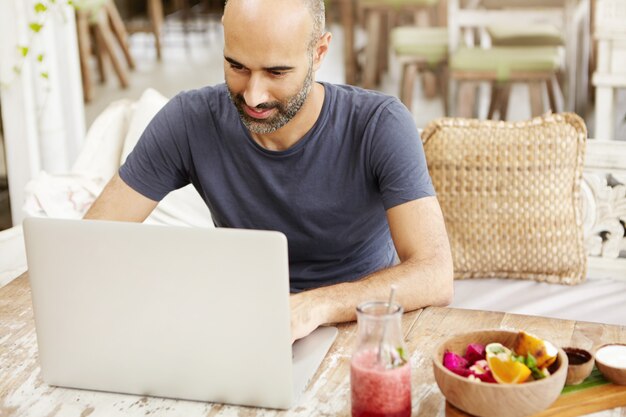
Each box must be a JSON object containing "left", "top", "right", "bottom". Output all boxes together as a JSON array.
[{"left": 351, "top": 349, "right": 411, "bottom": 417}]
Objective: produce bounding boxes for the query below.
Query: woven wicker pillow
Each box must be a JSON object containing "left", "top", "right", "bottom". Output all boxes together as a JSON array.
[{"left": 421, "top": 114, "right": 587, "bottom": 284}]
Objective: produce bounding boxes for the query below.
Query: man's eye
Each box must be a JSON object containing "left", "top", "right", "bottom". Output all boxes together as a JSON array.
[
  {"left": 269, "top": 70, "right": 287, "bottom": 77},
  {"left": 230, "top": 64, "right": 245, "bottom": 72}
]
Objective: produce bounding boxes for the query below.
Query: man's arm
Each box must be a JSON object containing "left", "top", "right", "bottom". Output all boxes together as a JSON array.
[
  {"left": 84, "top": 173, "right": 158, "bottom": 222},
  {"left": 289, "top": 196, "right": 453, "bottom": 341}
]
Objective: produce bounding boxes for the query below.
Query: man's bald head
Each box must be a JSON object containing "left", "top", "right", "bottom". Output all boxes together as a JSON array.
[{"left": 224, "top": 0, "right": 325, "bottom": 51}]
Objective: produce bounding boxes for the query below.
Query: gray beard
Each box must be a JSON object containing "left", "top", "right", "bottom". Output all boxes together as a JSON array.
[{"left": 228, "top": 64, "right": 314, "bottom": 135}]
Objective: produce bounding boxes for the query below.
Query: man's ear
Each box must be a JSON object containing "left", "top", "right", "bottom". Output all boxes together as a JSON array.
[{"left": 312, "top": 32, "right": 332, "bottom": 71}]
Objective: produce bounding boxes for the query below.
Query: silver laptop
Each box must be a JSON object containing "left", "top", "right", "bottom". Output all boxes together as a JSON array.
[{"left": 23, "top": 217, "right": 337, "bottom": 409}]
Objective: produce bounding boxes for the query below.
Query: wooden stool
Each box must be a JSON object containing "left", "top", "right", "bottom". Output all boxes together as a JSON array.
[
  {"left": 359, "top": 0, "right": 441, "bottom": 89},
  {"left": 447, "top": 0, "right": 565, "bottom": 119},
  {"left": 125, "top": 0, "right": 164, "bottom": 61},
  {"left": 76, "top": 0, "right": 135, "bottom": 102},
  {"left": 449, "top": 46, "right": 562, "bottom": 119},
  {"left": 391, "top": 26, "right": 449, "bottom": 113}
]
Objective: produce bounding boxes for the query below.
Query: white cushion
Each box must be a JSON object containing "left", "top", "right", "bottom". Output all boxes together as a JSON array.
[
  {"left": 71, "top": 99, "right": 132, "bottom": 181},
  {"left": 72, "top": 99, "right": 132, "bottom": 181},
  {"left": 120, "top": 88, "right": 214, "bottom": 228},
  {"left": 23, "top": 172, "right": 103, "bottom": 219}
]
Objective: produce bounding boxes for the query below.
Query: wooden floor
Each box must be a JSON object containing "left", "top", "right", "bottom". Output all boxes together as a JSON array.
[{"left": 1, "top": 12, "right": 625, "bottom": 230}]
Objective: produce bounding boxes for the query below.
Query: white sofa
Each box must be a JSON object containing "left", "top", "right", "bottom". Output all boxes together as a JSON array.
[{"left": 2, "top": 88, "right": 625, "bottom": 325}]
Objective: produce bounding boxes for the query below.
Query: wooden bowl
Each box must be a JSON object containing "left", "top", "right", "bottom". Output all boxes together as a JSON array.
[
  {"left": 432, "top": 329, "right": 568, "bottom": 417},
  {"left": 595, "top": 343, "right": 626, "bottom": 385},
  {"left": 563, "top": 347, "right": 594, "bottom": 385}
]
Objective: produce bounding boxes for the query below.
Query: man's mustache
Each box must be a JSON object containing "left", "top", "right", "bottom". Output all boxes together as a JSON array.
[{"left": 235, "top": 94, "right": 281, "bottom": 110}]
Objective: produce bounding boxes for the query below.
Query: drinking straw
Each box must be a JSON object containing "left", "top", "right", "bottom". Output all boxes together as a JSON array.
[{"left": 377, "top": 285, "right": 397, "bottom": 365}]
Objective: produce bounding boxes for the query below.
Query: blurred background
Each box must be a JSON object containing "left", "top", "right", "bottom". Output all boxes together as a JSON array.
[{"left": 0, "top": 0, "right": 625, "bottom": 232}]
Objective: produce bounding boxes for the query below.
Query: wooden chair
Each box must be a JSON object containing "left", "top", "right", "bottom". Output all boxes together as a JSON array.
[
  {"left": 358, "top": 0, "right": 442, "bottom": 89},
  {"left": 486, "top": 24, "right": 564, "bottom": 48},
  {"left": 76, "top": 0, "right": 135, "bottom": 102},
  {"left": 481, "top": 0, "right": 591, "bottom": 115},
  {"left": 390, "top": 26, "right": 449, "bottom": 113},
  {"left": 485, "top": 23, "right": 566, "bottom": 119},
  {"left": 447, "top": 0, "right": 565, "bottom": 119},
  {"left": 592, "top": 0, "right": 626, "bottom": 140},
  {"left": 124, "top": 0, "right": 164, "bottom": 61}
]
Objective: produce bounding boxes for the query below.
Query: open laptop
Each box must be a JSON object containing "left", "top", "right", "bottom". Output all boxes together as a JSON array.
[{"left": 23, "top": 217, "right": 337, "bottom": 409}]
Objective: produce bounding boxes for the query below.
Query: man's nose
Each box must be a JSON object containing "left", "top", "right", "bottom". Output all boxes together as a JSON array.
[{"left": 243, "top": 74, "right": 270, "bottom": 108}]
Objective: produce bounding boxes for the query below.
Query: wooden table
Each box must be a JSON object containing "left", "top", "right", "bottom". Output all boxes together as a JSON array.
[{"left": 2, "top": 275, "right": 626, "bottom": 416}]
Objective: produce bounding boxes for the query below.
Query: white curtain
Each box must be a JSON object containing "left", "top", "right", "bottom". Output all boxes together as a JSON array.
[{"left": 0, "top": 0, "right": 85, "bottom": 225}]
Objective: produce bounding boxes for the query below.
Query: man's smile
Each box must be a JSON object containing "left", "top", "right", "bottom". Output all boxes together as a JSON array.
[{"left": 243, "top": 105, "right": 276, "bottom": 120}]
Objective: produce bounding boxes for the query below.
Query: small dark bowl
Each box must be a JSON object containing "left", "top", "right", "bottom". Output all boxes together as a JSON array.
[{"left": 563, "top": 347, "right": 594, "bottom": 385}]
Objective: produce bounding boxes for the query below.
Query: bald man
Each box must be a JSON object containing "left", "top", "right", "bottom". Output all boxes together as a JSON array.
[{"left": 84, "top": 0, "right": 453, "bottom": 341}]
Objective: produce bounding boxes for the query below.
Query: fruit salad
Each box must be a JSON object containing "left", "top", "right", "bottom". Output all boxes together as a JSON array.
[{"left": 442, "top": 331, "right": 558, "bottom": 384}]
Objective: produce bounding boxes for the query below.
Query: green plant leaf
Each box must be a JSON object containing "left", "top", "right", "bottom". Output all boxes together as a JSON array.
[
  {"left": 29, "top": 22, "right": 43, "bottom": 33},
  {"left": 18, "top": 46, "right": 29, "bottom": 57},
  {"left": 397, "top": 347, "right": 407, "bottom": 361},
  {"left": 37, "top": 54, "right": 44, "bottom": 62},
  {"left": 561, "top": 368, "right": 609, "bottom": 394},
  {"left": 34, "top": 3, "right": 47, "bottom": 12},
  {"left": 40, "top": 72, "right": 49, "bottom": 80}
]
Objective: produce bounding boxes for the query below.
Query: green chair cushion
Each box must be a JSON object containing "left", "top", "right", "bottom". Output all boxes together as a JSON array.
[
  {"left": 391, "top": 27, "right": 448, "bottom": 64},
  {"left": 360, "top": 0, "right": 439, "bottom": 8},
  {"left": 74, "top": 0, "right": 107, "bottom": 12},
  {"left": 450, "top": 46, "right": 562, "bottom": 81},
  {"left": 487, "top": 25, "right": 564, "bottom": 47}
]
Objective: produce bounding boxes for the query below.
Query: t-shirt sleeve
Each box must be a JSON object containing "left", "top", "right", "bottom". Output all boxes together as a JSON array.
[
  {"left": 369, "top": 99, "right": 435, "bottom": 210},
  {"left": 118, "top": 95, "right": 191, "bottom": 201}
]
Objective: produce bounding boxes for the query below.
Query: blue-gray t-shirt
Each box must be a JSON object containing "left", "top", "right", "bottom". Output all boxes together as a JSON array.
[{"left": 119, "top": 82, "right": 435, "bottom": 292}]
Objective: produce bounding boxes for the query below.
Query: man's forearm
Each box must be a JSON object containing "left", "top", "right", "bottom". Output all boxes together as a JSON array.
[
  {"left": 319, "top": 256, "right": 453, "bottom": 324},
  {"left": 289, "top": 253, "right": 453, "bottom": 340}
]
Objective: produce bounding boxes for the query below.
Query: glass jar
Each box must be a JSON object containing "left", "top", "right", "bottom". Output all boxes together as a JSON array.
[{"left": 350, "top": 301, "right": 411, "bottom": 417}]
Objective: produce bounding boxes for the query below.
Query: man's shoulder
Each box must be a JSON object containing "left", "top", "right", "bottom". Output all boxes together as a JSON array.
[
  {"left": 322, "top": 82, "right": 403, "bottom": 121},
  {"left": 324, "top": 82, "right": 397, "bottom": 106},
  {"left": 321, "top": 83, "right": 409, "bottom": 133}
]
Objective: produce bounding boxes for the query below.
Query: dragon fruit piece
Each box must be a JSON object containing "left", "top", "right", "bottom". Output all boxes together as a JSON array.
[
  {"left": 443, "top": 351, "right": 468, "bottom": 369},
  {"left": 475, "top": 370, "right": 497, "bottom": 383},
  {"left": 443, "top": 351, "right": 468, "bottom": 371},
  {"left": 465, "top": 343, "right": 486, "bottom": 365},
  {"left": 451, "top": 367, "right": 473, "bottom": 377}
]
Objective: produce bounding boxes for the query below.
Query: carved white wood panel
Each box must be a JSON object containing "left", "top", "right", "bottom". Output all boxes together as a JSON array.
[{"left": 582, "top": 140, "right": 626, "bottom": 279}]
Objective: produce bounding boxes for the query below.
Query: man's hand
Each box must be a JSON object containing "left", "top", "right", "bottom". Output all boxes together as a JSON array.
[{"left": 289, "top": 291, "right": 329, "bottom": 342}]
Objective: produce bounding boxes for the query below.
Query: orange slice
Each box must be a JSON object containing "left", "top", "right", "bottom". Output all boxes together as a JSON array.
[
  {"left": 487, "top": 356, "right": 532, "bottom": 384},
  {"left": 512, "top": 331, "right": 558, "bottom": 368}
]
